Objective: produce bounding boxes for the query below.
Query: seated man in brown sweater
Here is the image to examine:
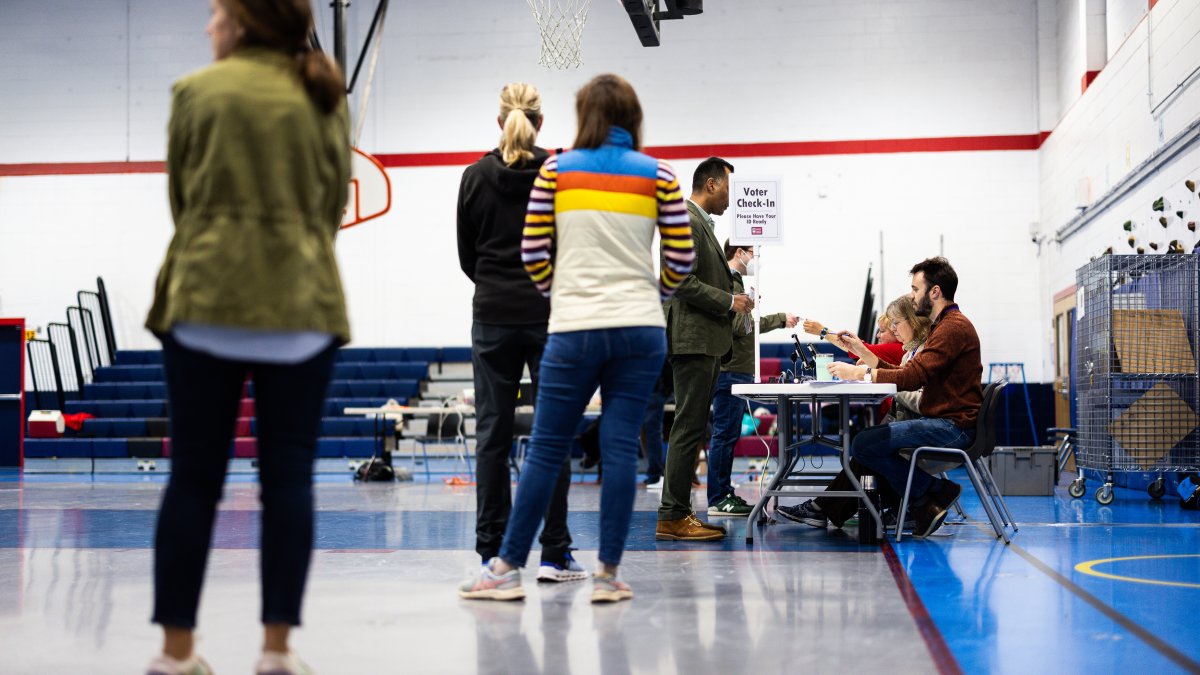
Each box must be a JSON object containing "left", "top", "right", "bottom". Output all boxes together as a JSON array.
[{"left": 783, "top": 257, "right": 982, "bottom": 538}]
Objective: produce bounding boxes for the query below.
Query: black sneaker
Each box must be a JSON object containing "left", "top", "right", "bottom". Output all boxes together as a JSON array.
[{"left": 776, "top": 500, "right": 828, "bottom": 528}]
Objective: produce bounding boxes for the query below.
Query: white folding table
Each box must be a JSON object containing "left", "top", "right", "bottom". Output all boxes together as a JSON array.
[{"left": 732, "top": 381, "right": 896, "bottom": 543}]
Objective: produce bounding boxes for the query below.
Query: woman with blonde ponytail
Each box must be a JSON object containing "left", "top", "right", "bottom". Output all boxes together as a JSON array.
[
  {"left": 456, "top": 83, "right": 585, "bottom": 588},
  {"left": 498, "top": 82, "right": 542, "bottom": 166},
  {"left": 144, "top": 1, "right": 349, "bottom": 673}
]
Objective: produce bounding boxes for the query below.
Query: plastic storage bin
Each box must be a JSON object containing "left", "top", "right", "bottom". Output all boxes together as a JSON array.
[{"left": 989, "top": 446, "right": 1056, "bottom": 496}]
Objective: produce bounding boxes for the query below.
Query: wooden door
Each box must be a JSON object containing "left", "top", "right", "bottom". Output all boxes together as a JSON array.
[{"left": 1051, "top": 288, "right": 1077, "bottom": 432}]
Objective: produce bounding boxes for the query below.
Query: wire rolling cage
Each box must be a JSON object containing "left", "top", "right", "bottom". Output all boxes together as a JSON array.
[{"left": 1072, "top": 254, "right": 1200, "bottom": 503}]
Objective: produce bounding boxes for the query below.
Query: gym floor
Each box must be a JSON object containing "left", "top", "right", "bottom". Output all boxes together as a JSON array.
[{"left": 0, "top": 468, "right": 1197, "bottom": 674}]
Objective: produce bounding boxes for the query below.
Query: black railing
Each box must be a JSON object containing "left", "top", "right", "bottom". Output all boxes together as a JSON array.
[
  {"left": 29, "top": 278, "right": 119, "bottom": 407},
  {"left": 95, "top": 277, "right": 118, "bottom": 358},
  {"left": 78, "top": 290, "right": 112, "bottom": 367},
  {"left": 66, "top": 306, "right": 99, "bottom": 385},
  {"left": 47, "top": 321, "right": 83, "bottom": 393},
  {"left": 26, "top": 338, "right": 65, "bottom": 410}
]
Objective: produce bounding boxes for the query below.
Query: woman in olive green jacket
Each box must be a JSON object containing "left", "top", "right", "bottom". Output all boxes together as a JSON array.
[{"left": 144, "top": 2, "right": 349, "bottom": 674}]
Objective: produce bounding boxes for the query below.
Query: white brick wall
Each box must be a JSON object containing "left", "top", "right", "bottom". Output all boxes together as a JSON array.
[
  {"left": 1038, "top": 0, "right": 1200, "bottom": 378},
  {"left": 1, "top": 1, "right": 1051, "bottom": 377}
]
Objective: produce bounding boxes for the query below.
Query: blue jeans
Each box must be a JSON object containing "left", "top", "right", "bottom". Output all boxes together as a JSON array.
[
  {"left": 641, "top": 387, "right": 668, "bottom": 481},
  {"left": 499, "top": 327, "right": 667, "bottom": 568},
  {"left": 707, "top": 371, "right": 753, "bottom": 506},
  {"left": 851, "top": 416, "right": 975, "bottom": 502}
]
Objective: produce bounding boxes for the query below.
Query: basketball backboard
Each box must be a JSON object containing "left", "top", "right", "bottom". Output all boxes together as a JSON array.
[{"left": 340, "top": 147, "right": 392, "bottom": 230}]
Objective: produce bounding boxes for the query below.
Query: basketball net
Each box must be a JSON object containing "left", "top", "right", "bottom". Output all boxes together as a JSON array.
[{"left": 526, "top": 0, "right": 591, "bottom": 69}]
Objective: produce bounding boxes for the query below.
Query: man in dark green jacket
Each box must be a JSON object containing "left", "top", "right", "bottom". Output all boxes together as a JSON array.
[
  {"left": 707, "top": 240, "right": 797, "bottom": 517},
  {"left": 656, "top": 157, "right": 754, "bottom": 541}
]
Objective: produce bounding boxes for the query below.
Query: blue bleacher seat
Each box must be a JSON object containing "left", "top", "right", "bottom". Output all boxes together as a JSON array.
[
  {"left": 25, "top": 439, "right": 89, "bottom": 458},
  {"left": 332, "top": 361, "right": 428, "bottom": 380},
  {"left": 319, "top": 417, "right": 375, "bottom": 436},
  {"left": 439, "top": 347, "right": 472, "bottom": 362},
  {"left": 336, "top": 348, "right": 410, "bottom": 363},
  {"left": 309, "top": 379, "right": 420, "bottom": 399},
  {"left": 93, "top": 365, "right": 164, "bottom": 382},
  {"left": 84, "top": 382, "right": 168, "bottom": 400},
  {"left": 114, "top": 350, "right": 163, "bottom": 365},
  {"left": 403, "top": 348, "right": 440, "bottom": 363},
  {"left": 66, "top": 399, "right": 168, "bottom": 418},
  {"left": 92, "top": 439, "right": 129, "bottom": 457},
  {"left": 71, "top": 418, "right": 148, "bottom": 437},
  {"left": 24, "top": 438, "right": 128, "bottom": 458},
  {"left": 316, "top": 437, "right": 376, "bottom": 458}
]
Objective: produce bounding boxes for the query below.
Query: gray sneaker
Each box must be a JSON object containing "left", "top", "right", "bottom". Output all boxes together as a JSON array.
[
  {"left": 591, "top": 574, "right": 634, "bottom": 603},
  {"left": 776, "top": 500, "right": 828, "bottom": 528},
  {"left": 458, "top": 558, "right": 526, "bottom": 600},
  {"left": 256, "top": 650, "right": 315, "bottom": 675},
  {"left": 146, "top": 655, "right": 214, "bottom": 675}
]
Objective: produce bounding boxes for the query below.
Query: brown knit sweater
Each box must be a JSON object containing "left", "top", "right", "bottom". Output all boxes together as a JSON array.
[{"left": 874, "top": 304, "right": 982, "bottom": 429}]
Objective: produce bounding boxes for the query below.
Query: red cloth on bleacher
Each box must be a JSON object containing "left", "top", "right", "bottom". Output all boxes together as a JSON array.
[{"left": 61, "top": 413, "right": 94, "bottom": 431}]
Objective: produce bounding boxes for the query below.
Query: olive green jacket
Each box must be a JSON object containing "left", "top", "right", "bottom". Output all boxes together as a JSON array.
[
  {"left": 725, "top": 270, "right": 787, "bottom": 373},
  {"left": 663, "top": 200, "right": 735, "bottom": 357},
  {"left": 146, "top": 47, "right": 352, "bottom": 341}
]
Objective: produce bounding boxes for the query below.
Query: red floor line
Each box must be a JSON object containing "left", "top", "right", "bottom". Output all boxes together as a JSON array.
[{"left": 880, "top": 539, "right": 964, "bottom": 675}]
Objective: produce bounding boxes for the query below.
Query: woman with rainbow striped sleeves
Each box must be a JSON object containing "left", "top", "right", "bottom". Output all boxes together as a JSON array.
[{"left": 459, "top": 74, "right": 694, "bottom": 603}]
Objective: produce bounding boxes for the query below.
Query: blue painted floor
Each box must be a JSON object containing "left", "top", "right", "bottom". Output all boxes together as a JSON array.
[{"left": 0, "top": 467, "right": 1197, "bottom": 673}]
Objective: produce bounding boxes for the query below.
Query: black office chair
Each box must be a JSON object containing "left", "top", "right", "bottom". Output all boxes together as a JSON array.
[{"left": 895, "top": 380, "right": 1016, "bottom": 543}]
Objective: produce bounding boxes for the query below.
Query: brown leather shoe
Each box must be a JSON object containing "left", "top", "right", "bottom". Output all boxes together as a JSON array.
[
  {"left": 690, "top": 512, "right": 727, "bottom": 534},
  {"left": 913, "top": 479, "right": 962, "bottom": 538},
  {"left": 656, "top": 514, "right": 726, "bottom": 541}
]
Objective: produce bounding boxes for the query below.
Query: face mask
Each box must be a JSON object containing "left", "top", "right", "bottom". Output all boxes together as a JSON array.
[{"left": 743, "top": 255, "right": 758, "bottom": 276}]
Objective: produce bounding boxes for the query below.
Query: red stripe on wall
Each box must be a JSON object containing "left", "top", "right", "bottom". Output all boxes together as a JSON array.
[
  {"left": 376, "top": 151, "right": 489, "bottom": 167},
  {"left": 0, "top": 133, "right": 1051, "bottom": 176},
  {"left": 645, "top": 134, "right": 1044, "bottom": 160},
  {"left": 1081, "top": 70, "right": 1101, "bottom": 94},
  {"left": 0, "top": 161, "right": 165, "bottom": 177}
]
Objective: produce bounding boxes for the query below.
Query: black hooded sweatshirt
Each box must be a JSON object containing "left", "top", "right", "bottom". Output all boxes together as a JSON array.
[{"left": 456, "top": 147, "right": 552, "bottom": 325}]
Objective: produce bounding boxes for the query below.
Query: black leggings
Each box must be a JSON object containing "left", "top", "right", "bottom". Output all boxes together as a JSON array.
[{"left": 152, "top": 333, "right": 337, "bottom": 628}]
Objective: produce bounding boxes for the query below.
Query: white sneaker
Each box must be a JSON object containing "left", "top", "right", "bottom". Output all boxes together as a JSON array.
[
  {"left": 537, "top": 552, "right": 589, "bottom": 582},
  {"left": 645, "top": 477, "right": 664, "bottom": 490},
  {"left": 256, "top": 650, "right": 315, "bottom": 675}
]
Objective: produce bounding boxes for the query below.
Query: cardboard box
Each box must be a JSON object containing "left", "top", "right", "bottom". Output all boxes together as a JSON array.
[
  {"left": 1112, "top": 309, "right": 1197, "bottom": 373},
  {"left": 1108, "top": 382, "right": 1198, "bottom": 469}
]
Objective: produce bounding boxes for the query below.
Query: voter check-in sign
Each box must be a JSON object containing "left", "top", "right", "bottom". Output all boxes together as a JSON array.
[{"left": 729, "top": 177, "right": 783, "bottom": 246}]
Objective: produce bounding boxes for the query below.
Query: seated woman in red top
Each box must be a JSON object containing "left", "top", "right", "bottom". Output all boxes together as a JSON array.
[{"left": 802, "top": 315, "right": 905, "bottom": 367}]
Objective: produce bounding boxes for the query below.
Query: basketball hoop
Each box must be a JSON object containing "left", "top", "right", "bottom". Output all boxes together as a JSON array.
[{"left": 526, "top": 0, "right": 591, "bottom": 69}]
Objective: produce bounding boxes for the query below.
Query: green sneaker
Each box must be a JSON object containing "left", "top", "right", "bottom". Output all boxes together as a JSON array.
[{"left": 708, "top": 494, "right": 752, "bottom": 517}]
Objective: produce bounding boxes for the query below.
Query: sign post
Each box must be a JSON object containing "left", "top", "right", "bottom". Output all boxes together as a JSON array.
[{"left": 729, "top": 177, "right": 783, "bottom": 383}]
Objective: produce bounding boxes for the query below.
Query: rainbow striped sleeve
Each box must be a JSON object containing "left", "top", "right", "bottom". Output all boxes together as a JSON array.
[
  {"left": 522, "top": 156, "right": 558, "bottom": 296},
  {"left": 656, "top": 161, "right": 693, "bottom": 301}
]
